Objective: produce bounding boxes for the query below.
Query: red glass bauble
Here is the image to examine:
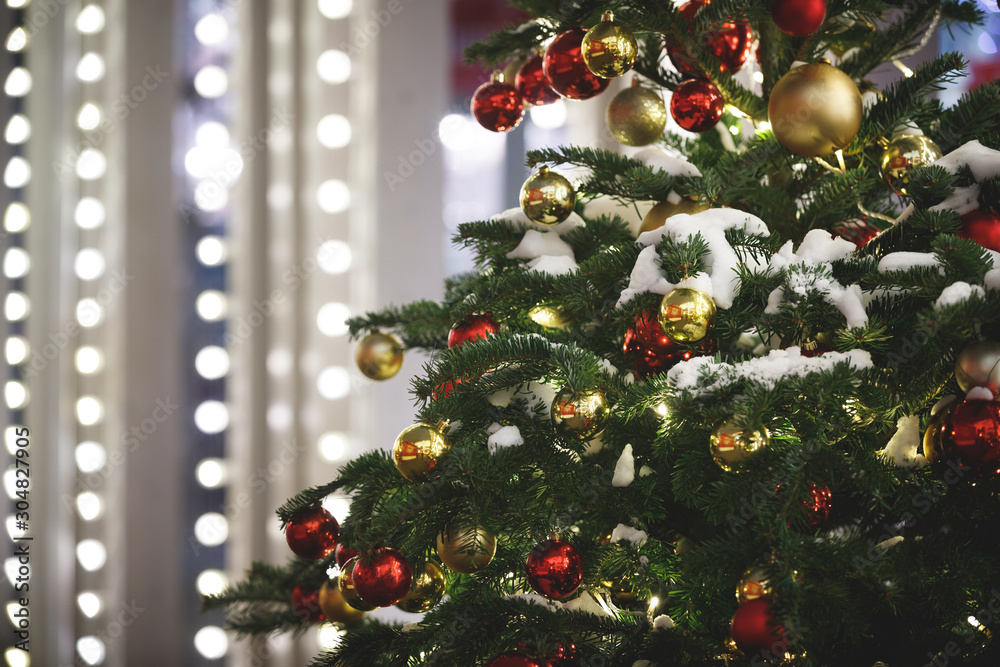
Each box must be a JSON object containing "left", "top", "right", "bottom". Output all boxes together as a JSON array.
[
  {"left": 670, "top": 79, "right": 725, "bottom": 133},
  {"left": 958, "top": 208, "right": 1000, "bottom": 253},
  {"left": 285, "top": 504, "right": 339, "bottom": 560},
  {"left": 938, "top": 399, "right": 1000, "bottom": 475},
  {"left": 731, "top": 596, "right": 786, "bottom": 654},
  {"left": 772, "top": 0, "right": 827, "bottom": 37},
  {"left": 487, "top": 654, "right": 548, "bottom": 667},
  {"left": 525, "top": 539, "right": 584, "bottom": 599},
  {"left": 352, "top": 548, "right": 413, "bottom": 607},
  {"left": 548, "top": 643, "right": 579, "bottom": 666},
  {"left": 667, "top": 1, "right": 753, "bottom": 75},
  {"left": 516, "top": 54, "right": 561, "bottom": 106},
  {"left": 623, "top": 309, "right": 717, "bottom": 377},
  {"left": 832, "top": 220, "right": 881, "bottom": 248},
  {"left": 543, "top": 28, "right": 611, "bottom": 101},
  {"left": 801, "top": 483, "right": 832, "bottom": 528},
  {"left": 335, "top": 542, "right": 359, "bottom": 568},
  {"left": 448, "top": 313, "right": 499, "bottom": 348},
  {"left": 472, "top": 80, "right": 525, "bottom": 133},
  {"left": 290, "top": 584, "right": 324, "bottom": 623}
]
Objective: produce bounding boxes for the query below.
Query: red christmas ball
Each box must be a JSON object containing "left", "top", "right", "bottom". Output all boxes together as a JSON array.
[
  {"left": 670, "top": 79, "right": 725, "bottom": 133},
  {"left": 335, "top": 542, "right": 359, "bottom": 568},
  {"left": 731, "top": 596, "right": 787, "bottom": 655},
  {"left": 472, "top": 80, "right": 525, "bottom": 133},
  {"left": 543, "top": 27, "right": 611, "bottom": 101},
  {"left": 525, "top": 539, "right": 584, "bottom": 599},
  {"left": 448, "top": 313, "right": 499, "bottom": 348},
  {"left": 667, "top": 1, "right": 753, "bottom": 75},
  {"left": 623, "top": 309, "right": 716, "bottom": 377},
  {"left": 352, "top": 548, "right": 413, "bottom": 607},
  {"left": 487, "top": 654, "right": 548, "bottom": 667},
  {"left": 285, "top": 504, "right": 339, "bottom": 560},
  {"left": 800, "top": 483, "right": 832, "bottom": 528},
  {"left": 958, "top": 208, "right": 1000, "bottom": 253},
  {"left": 516, "top": 54, "right": 561, "bottom": 106},
  {"left": 939, "top": 399, "right": 1000, "bottom": 475},
  {"left": 771, "top": 0, "right": 827, "bottom": 37},
  {"left": 832, "top": 220, "right": 880, "bottom": 248},
  {"left": 290, "top": 584, "right": 324, "bottom": 623}
]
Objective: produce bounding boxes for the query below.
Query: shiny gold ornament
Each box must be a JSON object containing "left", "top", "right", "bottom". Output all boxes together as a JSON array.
[
  {"left": 582, "top": 11, "right": 637, "bottom": 78},
  {"left": 922, "top": 401, "right": 956, "bottom": 464},
  {"left": 639, "top": 198, "right": 710, "bottom": 235},
  {"left": 879, "top": 134, "right": 943, "bottom": 196},
  {"left": 955, "top": 340, "right": 1000, "bottom": 397},
  {"left": 319, "top": 578, "right": 367, "bottom": 624},
  {"left": 436, "top": 521, "right": 497, "bottom": 574},
  {"left": 600, "top": 578, "right": 643, "bottom": 611},
  {"left": 355, "top": 331, "right": 404, "bottom": 381},
  {"left": 528, "top": 303, "right": 571, "bottom": 329},
  {"left": 606, "top": 80, "right": 667, "bottom": 146},
  {"left": 736, "top": 562, "right": 774, "bottom": 603},
  {"left": 337, "top": 557, "right": 377, "bottom": 611},
  {"left": 658, "top": 287, "right": 716, "bottom": 343},
  {"left": 551, "top": 387, "right": 611, "bottom": 440},
  {"left": 520, "top": 167, "right": 576, "bottom": 225},
  {"left": 395, "top": 561, "right": 447, "bottom": 613},
  {"left": 392, "top": 423, "right": 451, "bottom": 482},
  {"left": 710, "top": 419, "right": 769, "bottom": 472},
  {"left": 767, "top": 62, "right": 862, "bottom": 157}
]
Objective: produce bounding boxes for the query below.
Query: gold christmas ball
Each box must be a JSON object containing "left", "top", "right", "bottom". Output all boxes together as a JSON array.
[
  {"left": 551, "top": 387, "right": 611, "bottom": 440},
  {"left": 393, "top": 423, "right": 452, "bottom": 482},
  {"left": 767, "top": 62, "right": 862, "bottom": 157},
  {"left": 520, "top": 166, "right": 576, "bottom": 225},
  {"left": 355, "top": 331, "right": 404, "bottom": 381},
  {"left": 658, "top": 287, "right": 716, "bottom": 343},
  {"left": 606, "top": 83, "right": 667, "bottom": 147},
  {"left": 436, "top": 521, "right": 497, "bottom": 574},
  {"left": 337, "top": 557, "right": 377, "bottom": 611},
  {"left": 600, "top": 578, "right": 643, "bottom": 611},
  {"left": 879, "top": 134, "right": 943, "bottom": 196},
  {"left": 710, "top": 419, "right": 769, "bottom": 472},
  {"left": 639, "top": 198, "right": 710, "bottom": 235},
  {"left": 528, "top": 303, "right": 571, "bottom": 329},
  {"left": 736, "top": 562, "right": 774, "bottom": 604},
  {"left": 582, "top": 11, "right": 638, "bottom": 78},
  {"left": 922, "top": 402, "right": 956, "bottom": 464},
  {"left": 319, "top": 578, "right": 367, "bottom": 624},
  {"left": 395, "top": 561, "right": 447, "bottom": 613},
  {"left": 954, "top": 340, "right": 1000, "bottom": 397}
]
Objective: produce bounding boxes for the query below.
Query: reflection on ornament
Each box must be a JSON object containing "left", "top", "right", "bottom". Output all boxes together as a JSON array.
[
  {"left": 352, "top": 548, "right": 413, "bottom": 607},
  {"left": 437, "top": 521, "right": 497, "bottom": 574},
  {"left": 528, "top": 303, "right": 571, "bottom": 329},
  {"left": 395, "top": 561, "right": 447, "bottom": 613},
  {"left": 958, "top": 208, "right": 1000, "bottom": 253},
  {"left": 551, "top": 387, "right": 611, "bottom": 440},
  {"left": 582, "top": 11, "right": 638, "bottom": 78},
  {"left": 731, "top": 596, "right": 787, "bottom": 654},
  {"left": 335, "top": 542, "right": 359, "bottom": 568},
  {"left": 449, "top": 312, "right": 498, "bottom": 348},
  {"left": 639, "top": 198, "right": 710, "bottom": 235},
  {"left": 832, "top": 220, "right": 880, "bottom": 248},
  {"left": 710, "top": 419, "right": 769, "bottom": 472},
  {"left": 392, "top": 423, "right": 452, "bottom": 482},
  {"left": 767, "top": 62, "right": 862, "bottom": 157},
  {"left": 955, "top": 340, "right": 1000, "bottom": 397},
  {"left": 606, "top": 81, "right": 667, "bottom": 147},
  {"left": 623, "top": 309, "right": 717, "bottom": 377},
  {"left": 922, "top": 402, "right": 955, "bottom": 464},
  {"left": 659, "top": 287, "right": 717, "bottom": 342},
  {"left": 338, "top": 557, "right": 377, "bottom": 611},
  {"left": 666, "top": 0, "right": 753, "bottom": 75},
  {"left": 319, "top": 578, "right": 367, "bottom": 624},
  {"left": 520, "top": 167, "right": 577, "bottom": 225},
  {"left": 879, "top": 134, "right": 943, "bottom": 196},
  {"left": 525, "top": 539, "right": 585, "bottom": 599},
  {"left": 737, "top": 562, "right": 776, "bottom": 604},
  {"left": 355, "top": 331, "right": 404, "bottom": 381},
  {"left": 772, "top": 0, "right": 827, "bottom": 37},
  {"left": 938, "top": 399, "right": 1000, "bottom": 475},
  {"left": 516, "top": 53, "right": 560, "bottom": 107},
  {"left": 285, "top": 504, "right": 340, "bottom": 560}
]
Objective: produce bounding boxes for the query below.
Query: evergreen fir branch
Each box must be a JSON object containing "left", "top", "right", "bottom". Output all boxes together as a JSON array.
[
  {"left": 347, "top": 300, "right": 452, "bottom": 350},
  {"left": 275, "top": 480, "right": 346, "bottom": 526},
  {"left": 935, "top": 80, "right": 1000, "bottom": 152},
  {"left": 839, "top": 3, "right": 949, "bottom": 80}
]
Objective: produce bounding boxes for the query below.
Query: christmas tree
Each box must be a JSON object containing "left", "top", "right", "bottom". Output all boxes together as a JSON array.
[{"left": 205, "top": 1, "right": 1000, "bottom": 665}]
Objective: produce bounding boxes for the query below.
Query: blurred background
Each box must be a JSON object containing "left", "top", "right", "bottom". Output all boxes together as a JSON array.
[{"left": 0, "top": 0, "right": 997, "bottom": 665}]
